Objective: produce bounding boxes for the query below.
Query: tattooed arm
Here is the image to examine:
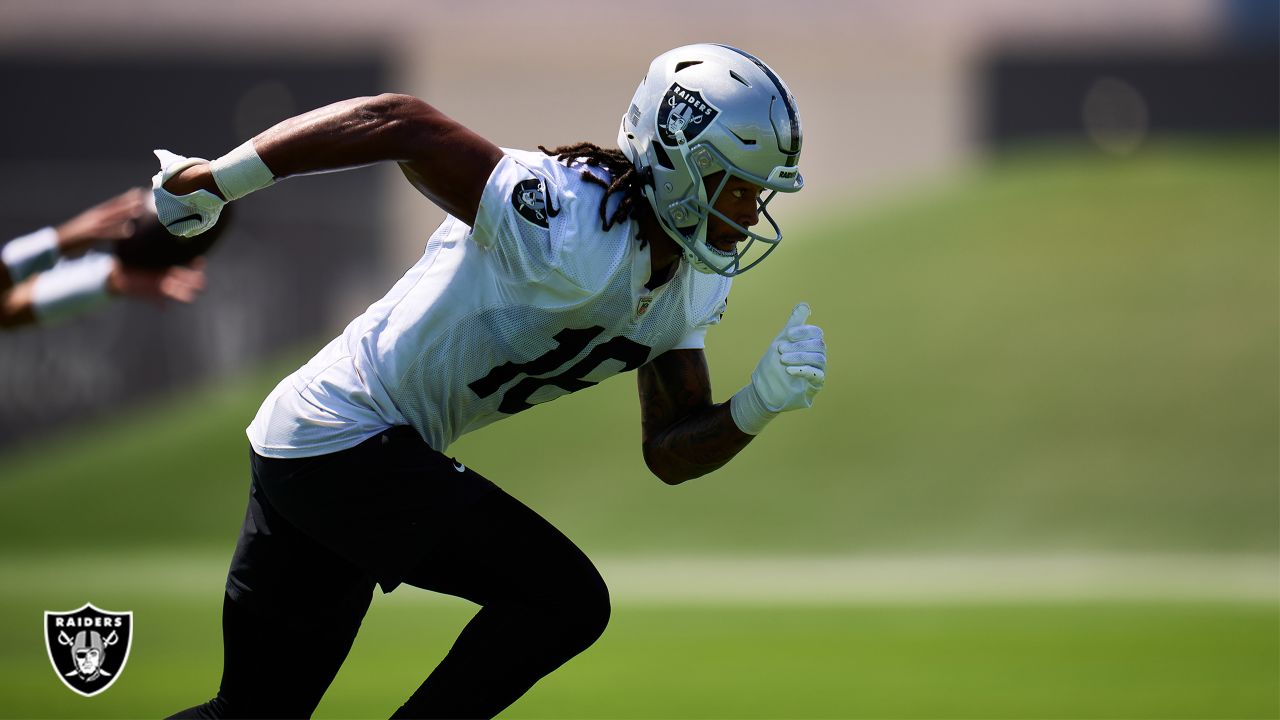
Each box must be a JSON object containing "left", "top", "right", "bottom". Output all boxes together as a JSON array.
[{"left": 638, "top": 348, "right": 755, "bottom": 485}]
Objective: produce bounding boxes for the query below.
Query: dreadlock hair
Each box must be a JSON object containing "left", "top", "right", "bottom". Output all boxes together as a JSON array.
[{"left": 539, "top": 142, "right": 651, "bottom": 244}]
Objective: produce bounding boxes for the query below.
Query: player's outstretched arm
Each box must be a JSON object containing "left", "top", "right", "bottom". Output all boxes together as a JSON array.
[
  {"left": 157, "top": 93, "right": 503, "bottom": 233},
  {"left": 53, "top": 188, "right": 148, "bottom": 257},
  {"left": 638, "top": 303, "right": 827, "bottom": 485},
  {"left": 0, "top": 188, "right": 146, "bottom": 292},
  {"left": 0, "top": 255, "right": 205, "bottom": 330}
]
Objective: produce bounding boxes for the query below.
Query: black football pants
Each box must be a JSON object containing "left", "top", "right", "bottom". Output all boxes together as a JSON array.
[{"left": 170, "top": 428, "right": 610, "bottom": 719}]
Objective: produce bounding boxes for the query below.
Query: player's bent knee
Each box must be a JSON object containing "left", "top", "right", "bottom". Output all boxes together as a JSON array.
[{"left": 551, "top": 565, "right": 611, "bottom": 654}]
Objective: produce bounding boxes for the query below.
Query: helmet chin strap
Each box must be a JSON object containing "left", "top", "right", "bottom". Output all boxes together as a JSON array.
[
  {"left": 642, "top": 182, "right": 719, "bottom": 275},
  {"left": 659, "top": 127, "right": 736, "bottom": 275}
]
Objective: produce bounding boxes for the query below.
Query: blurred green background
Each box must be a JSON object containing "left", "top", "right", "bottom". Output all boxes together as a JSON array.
[{"left": 1, "top": 138, "right": 1276, "bottom": 717}]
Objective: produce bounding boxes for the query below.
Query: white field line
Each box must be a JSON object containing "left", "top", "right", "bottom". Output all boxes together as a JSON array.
[{"left": 1, "top": 553, "right": 1275, "bottom": 605}]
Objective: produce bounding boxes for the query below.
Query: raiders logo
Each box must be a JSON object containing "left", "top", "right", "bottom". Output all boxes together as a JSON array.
[
  {"left": 511, "top": 178, "right": 556, "bottom": 229},
  {"left": 657, "top": 83, "right": 720, "bottom": 146},
  {"left": 44, "top": 603, "right": 133, "bottom": 697}
]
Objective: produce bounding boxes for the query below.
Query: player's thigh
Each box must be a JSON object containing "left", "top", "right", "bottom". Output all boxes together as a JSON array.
[
  {"left": 250, "top": 426, "right": 501, "bottom": 593},
  {"left": 226, "top": 466, "right": 375, "bottom": 629},
  {"left": 401, "top": 485, "right": 607, "bottom": 610}
]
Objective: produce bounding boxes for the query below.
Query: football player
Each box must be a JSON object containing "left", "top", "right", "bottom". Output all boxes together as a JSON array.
[
  {"left": 1, "top": 188, "right": 206, "bottom": 328},
  {"left": 162, "top": 44, "right": 825, "bottom": 718}
]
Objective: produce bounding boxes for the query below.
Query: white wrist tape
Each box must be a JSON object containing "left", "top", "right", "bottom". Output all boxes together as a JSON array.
[
  {"left": 210, "top": 140, "right": 275, "bottom": 201},
  {"left": 730, "top": 383, "right": 779, "bottom": 436},
  {"left": 2, "top": 227, "right": 59, "bottom": 283},
  {"left": 31, "top": 253, "right": 113, "bottom": 324}
]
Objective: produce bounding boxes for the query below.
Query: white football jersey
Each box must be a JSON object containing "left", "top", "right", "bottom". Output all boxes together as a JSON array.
[{"left": 246, "top": 149, "right": 731, "bottom": 458}]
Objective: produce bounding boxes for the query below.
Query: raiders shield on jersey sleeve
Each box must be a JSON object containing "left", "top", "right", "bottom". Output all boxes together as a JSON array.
[{"left": 469, "top": 154, "right": 568, "bottom": 287}]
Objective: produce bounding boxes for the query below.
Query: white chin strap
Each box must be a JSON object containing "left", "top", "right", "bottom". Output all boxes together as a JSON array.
[
  {"left": 660, "top": 128, "right": 733, "bottom": 275},
  {"left": 643, "top": 184, "right": 726, "bottom": 276}
]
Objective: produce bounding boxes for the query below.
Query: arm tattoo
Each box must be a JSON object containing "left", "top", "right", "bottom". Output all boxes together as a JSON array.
[{"left": 638, "top": 349, "right": 754, "bottom": 484}]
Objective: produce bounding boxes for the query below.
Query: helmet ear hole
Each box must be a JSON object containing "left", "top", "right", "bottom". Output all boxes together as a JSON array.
[{"left": 635, "top": 165, "right": 655, "bottom": 188}]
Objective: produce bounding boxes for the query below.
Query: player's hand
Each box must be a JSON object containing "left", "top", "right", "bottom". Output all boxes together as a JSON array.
[
  {"left": 749, "top": 302, "right": 826, "bottom": 413},
  {"left": 151, "top": 149, "right": 225, "bottom": 238},
  {"left": 55, "top": 188, "right": 148, "bottom": 255},
  {"left": 107, "top": 257, "right": 206, "bottom": 304}
]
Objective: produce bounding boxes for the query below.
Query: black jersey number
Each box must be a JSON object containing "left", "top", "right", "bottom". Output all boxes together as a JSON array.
[{"left": 468, "top": 326, "right": 651, "bottom": 414}]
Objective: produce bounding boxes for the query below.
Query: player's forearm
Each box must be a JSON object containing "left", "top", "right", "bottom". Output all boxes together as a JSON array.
[
  {"left": 163, "top": 94, "right": 417, "bottom": 198},
  {"left": 642, "top": 401, "right": 755, "bottom": 485},
  {"left": 252, "top": 94, "right": 433, "bottom": 178},
  {"left": 260, "top": 93, "right": 498, "bottom": 221},
  {"left": 638, "top": 352, "right": 755, "bottom": 485},
  {"left": 162, "top": 93, "right": 497, "bottom": 224}
]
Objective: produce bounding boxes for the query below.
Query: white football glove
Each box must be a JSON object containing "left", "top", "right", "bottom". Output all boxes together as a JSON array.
[
  {"left": 151, "top": 149, "right": 225, "bottom": 238},
  {"left": 730, "top": 302, "right": 827, "bottom": 435}
]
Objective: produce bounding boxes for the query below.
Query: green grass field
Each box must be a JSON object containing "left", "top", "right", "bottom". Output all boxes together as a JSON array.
[
  {"left": 2, "top": 587, "right": 1275, "bottom": 718},
  {"left": 0, "top": 139, "right": 1275, "bottom": 717}
]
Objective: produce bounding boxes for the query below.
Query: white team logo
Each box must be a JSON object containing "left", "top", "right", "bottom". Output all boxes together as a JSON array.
[{"left": 44, "top": 603, "right": 133, "bottom": 697}]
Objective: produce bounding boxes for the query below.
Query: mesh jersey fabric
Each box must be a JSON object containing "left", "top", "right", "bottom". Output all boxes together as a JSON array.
[{"left": 246, "top": 149, "right": 731, "bottom": 458}]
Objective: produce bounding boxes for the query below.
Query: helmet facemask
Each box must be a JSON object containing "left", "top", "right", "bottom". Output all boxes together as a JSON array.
[{"left": 660, "top": 140, "right": 788, "bottom": 275}]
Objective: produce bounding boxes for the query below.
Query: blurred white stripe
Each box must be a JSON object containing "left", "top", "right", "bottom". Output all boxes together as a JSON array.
[
  {"left": 594, "top": 555, "right": 1280, "bottom": 605},
  {"left": 3, "top": 553, "right": 1274, "bottom": 604}
]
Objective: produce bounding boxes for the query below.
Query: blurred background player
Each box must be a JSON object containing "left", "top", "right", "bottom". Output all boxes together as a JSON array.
[
  {"left": 157, "top": 43, "right": 825, "bottom": 718},
  {"left": 0, "top": 188, "right": 206, "bottom": 329}
]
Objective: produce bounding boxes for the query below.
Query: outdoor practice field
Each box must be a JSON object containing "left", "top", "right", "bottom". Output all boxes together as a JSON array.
[{"left": 0, "top": 139, "right": 1275, "bottom": 718}]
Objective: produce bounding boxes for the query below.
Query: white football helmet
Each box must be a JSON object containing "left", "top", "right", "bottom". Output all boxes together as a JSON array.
[{"left": 618, "top": 44, "right": 803, "bottom": 276}]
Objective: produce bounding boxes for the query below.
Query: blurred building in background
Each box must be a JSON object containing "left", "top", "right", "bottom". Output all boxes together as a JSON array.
[{"left": 0, "top": 0, "right": 1274, "bottom": 451}]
